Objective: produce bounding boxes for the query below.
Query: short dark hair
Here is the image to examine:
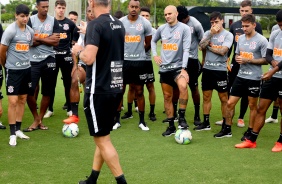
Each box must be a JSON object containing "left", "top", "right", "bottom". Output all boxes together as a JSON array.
[
  {"left": 36, "top": 0, "right": 49, "bottom": 5},
  {"left": 55, "top": 0, "right": 66, "bottom": 7},
  {"left": 276, "top": 10, "right": 282, "bottom": 22},
  {"left": 16, "top": 4, "right": 30, "bottom": 15},
  {"left": 140, "top": 6, "right": 150, "bottom": 14},
  {"left": 240, "top": 0, "right": 252, "bottom": 7},
  {"left": 69, "top": 11, "right": 78, "bottom": 16},
  {"left": 94, "top": 0, "right": 110, "bottom": 7},
  {"left": 31, "top": 10, "right": 38, "bottom": 15},
  {"left": 241, "top": 14, "right": 255, "bottom": 23},
  {"left": 177, "top": 5, "right": 189, "bottom": 22},
  {"left": 210, "top": 11, "right": 223, "bottom": 21},
  {"left": 114, "top": 10, "right": 124, "bottom": 19}
]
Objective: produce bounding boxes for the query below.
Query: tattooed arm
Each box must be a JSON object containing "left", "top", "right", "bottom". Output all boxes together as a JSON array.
[
  {"left": 207, "top": 46, "right": 229, "bottom": 56},
  {"left": 199, "top": 32, "right": 213, "bottom": 50}
]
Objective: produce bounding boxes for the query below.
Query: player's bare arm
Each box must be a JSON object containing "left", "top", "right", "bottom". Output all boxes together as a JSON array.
[
  {"left": 207, "top": 45, "right": 229, "bottom": 56},
  {"left": 34, "top": 33, "right": 60, "bottom": 47},
  {"left": 72, "top": 44, "right": 97, "bottom": 66},
  {"left": 0, "top": 45, "right": 8, "bottom": 66},
  {"left": 199, "top": 34, "right": 212, "bottom": 50},
  {"left": 144, "top": 35, "right": 152, "bottom": 52}
]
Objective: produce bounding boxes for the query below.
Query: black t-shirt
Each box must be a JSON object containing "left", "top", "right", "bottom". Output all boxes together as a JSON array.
[
  {"left": 0, "top": 24, "right": 3, "bottom": 41},
  {"left": 54, "top": 17, "right": 76, "bottom": 53},
  {"left": 228, "top": 20, "right": 263, "bottom": 63},
  {"left": 85, "top": 13, "right": 125, "bottom": 94},
  {"left": 73, "top": 26, "right": 80, "bottom": 42}
]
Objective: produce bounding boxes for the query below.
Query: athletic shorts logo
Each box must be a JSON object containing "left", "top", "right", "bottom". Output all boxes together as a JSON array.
[
  {"left": 136, "top": 23, "right": 143, "bottom": 31},
  {"left": 44, "top": 24, "right": 51, "bottom": 31},
  {"left": 218, "top": 35, "right": 225, "bottom": 42},
  {"left": 28, "top": 82, "right": 32, "bottom": 88},
  {"left": 8, "top": 86, "right": 14, "bottom": 93},
  {"left": 63, "top": 24, "right": 69, "bottom": 30},
  {"left": 174, "top": 31, "right": 180, "bottom": 39},
  {"left": 249, "top": 41, "right": 257, "bottom": 49},
  {"left": 15, "top": 43, "right": 29, "bottom": 52}
]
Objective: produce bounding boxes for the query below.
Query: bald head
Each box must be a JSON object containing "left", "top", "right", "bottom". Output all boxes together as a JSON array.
[{"left": 164, "top": 5, "right": 178, "bottom": 26}]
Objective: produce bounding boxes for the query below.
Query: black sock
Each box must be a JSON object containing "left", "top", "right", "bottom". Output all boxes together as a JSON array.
[
  {"left": 221, "top": 118, "right": 226, "bottom": 130},
  {"left": 71, "top": 102, "right": 79, "bottom": 116},
  {"left": 178, "top": 108, "right": 185, "bottom": 119},
  {"left": 194, "top": 103, "right": 200, "bottom": 120},
  {"left": 127, "top": 103, "right": 132, "bottom": 114},
  {"left": 115, "top": 111, "right": 121, "bottom": 123},
  {"left": 134, "top": 99, "right": 138, "bottom": 107},
  {"left": 168, "top": 117, "right": 175, "bottom": 127},
  {"left": 139, "top": 111, "right": 144, "bottom": 123},
  {"left": 203, "top": 114, "right": 210, "bottom": 124},
  {"left": 88, "top": 170, "right": 100, "bottom": 183},
  {"left": 249, "top": 131, "right": 259, "bottom": 142},
  {"left": 115, "top": 174, "right": 127, "bottom": 184},
  {"left": 9, "top": 124, "right": 16, "bottom": 135},
  {"left": 150, "top": 104, "right": 155, "bottom": 114},
  {"left": 173, "top": 102, "right": 177, "bottom": 117},
  {"left": 239, "top": 96, "right": 248, "bottom": 119},
  {"left": 247, "top": 127, "right": 253, "bottom": 133},
  {"left": 271, "top": 106, "right": 279, "bottom": 119},
  {"left": 16, "top": 121, "right": 22, "bottom": 131},
  {"left": 225, "top": 124, "right": 231, "bottom": 132},
  {"left": 277, "top": 133, "right": 282, "bottom": 143}
]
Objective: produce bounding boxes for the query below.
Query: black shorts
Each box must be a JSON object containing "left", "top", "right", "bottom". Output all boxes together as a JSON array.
[
  {"left": 259, "top": 77, "right": 282, "bottom": 101},
  {"left": 186, "top": 58, "right": 201, "bottom": 91},
  {"left": 159, "top": 69, "right": 181, "bottom": 88},
  {"left": 29, "top": 56, "right": 57, "bottom": 96},
  {"left": 84, "top": 93, "right": 122, "bottom": 136},
  {"left": 230, "top": 77, "right": 261, "bottom": 98},
  {"left": 123, "top": 60, "right": 155, "bottom": 85},
  {"left": 5, "top": 68, "right": 31, "bottom": 96},
  {"left": 0, "top": 66, "right": 3, "bottom": 99},
  {"left": 228, "top": 57, "right": 240, "bottom": 91},
  {"left": 202, "top": 68, "right": 228, "bottom": 92}
]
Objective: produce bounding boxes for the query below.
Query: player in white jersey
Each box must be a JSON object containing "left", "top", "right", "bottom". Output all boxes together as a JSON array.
[
  {"left": 152, "top": 5, "right": 191, "bottom": 136},
  {"left": 196, "top": 12, "right": 233, "bottom": 131},
  {"left": 235, "top": 10, "right": 282, "bottom": 152},
  {"left": 177, "top": 5, "right": 204, "bottom": 126},
  {"left": 214, "top": 14, "right": 268, "bottom": 138},
  {"left": 0, "top": 4, "right": 34, "bottom": 146}
]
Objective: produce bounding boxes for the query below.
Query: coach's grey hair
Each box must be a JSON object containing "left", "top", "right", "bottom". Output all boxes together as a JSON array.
[{"left": 94, "top": 0, "right": 110, "bottom": 7}]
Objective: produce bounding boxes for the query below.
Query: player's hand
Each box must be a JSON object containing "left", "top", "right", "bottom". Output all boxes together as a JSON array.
[
  {"left": 271, "top": 60, "right": 278, "bottom": 68},
  {"left": 262, "top": 70, "right": 275, "bottom": 81},
  {"left": 72, "top": 43, "right": 84, "bottom": 56},
  {"left": 77, "top": 21, "right": 87, "bottom": 34},
  {"left": 153, "top": 56, "right": 162, "bottom": 65},
  {"left": 210, "top": 24, "right": 220, "bottom": 34},
  {"left": 176, "top": 69, "right": 189, "bottom": 83},
  {"left": 236, "top": 55, "right": 244, "bottom": 64}
]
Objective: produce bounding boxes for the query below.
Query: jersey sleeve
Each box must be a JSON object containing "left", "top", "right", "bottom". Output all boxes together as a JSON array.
[
  {"left": 235, "top": 35, "right": 241, "bottom": 55},
  {"left": 182, "top": 26, "right": 191, "bottom": 67},
  {"left": 222, "top": 32, "right": 234, "bottom": 49},
  {"left": 260, "top": 37, "right": 268, "bottom": 58},
  {"left": 85, "top": 21, "right": 101, "bottom": 47},
  {"left": 1, "top": 25, "right": 16, "bottom": 46},
  {"left": 267, "top": 30, "right": 278, "bottom": 50},
  {"left": 151, "top": 26, "right": 162, "bottom": 56},
  {"left": 195, "top": 22, "right": 204, "bottom": 41},
  {"left": 143, "top": 18, "right": 152, "bottom": 37}
]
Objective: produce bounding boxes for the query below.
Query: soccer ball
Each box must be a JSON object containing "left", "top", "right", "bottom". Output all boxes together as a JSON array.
[
  {"left": 175, "top": 129, "right": 192, "bottom": 144},
  {"left": 62, "top": 123, "right": 79, "bottom": 138}
]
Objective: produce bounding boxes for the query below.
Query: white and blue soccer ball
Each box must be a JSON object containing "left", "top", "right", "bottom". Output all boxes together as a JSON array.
[
  {"left": 62, "top": 123, "right": 79, "bottom": 138},
  {"left": 175, "top": 129, "right": 192, "bottom": 144}
]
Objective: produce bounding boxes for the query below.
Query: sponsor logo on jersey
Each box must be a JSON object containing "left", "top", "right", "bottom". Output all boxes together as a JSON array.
[
  {"left": 125, "top": 35, "right": 141, "bottom": 42},
  {"left": 44, "top": 24, "right": 51, "bottom": 31},
  {"left": 249, "top": 41, "right": 257, "bottom": 49},
  {"left": 63, "top": 24, "right": 69, "bottom": 30},
  {"left": 273, "top": 47, "right": 282, "bottom": 57},
  {"left": 162, "top": 43, "right": 178, "bottom": 51},
  {"left": 34, "top": 33, "right": 49, "bottom": 39},
  {"left": 15, "top": 61, "right": 29, "bottom": 67},
  {"left": 136, "top": 23, "right": 143, "bottom": 31},
  {"left": 110, "top": 23, "right": 122, "bottom": 30},
  {"left": 32, "top": 54, "right": 49, "bottom": 59},
  {"left": 174, "top": 31, "right": 180, "bottom": 39},
  {"left": 124, "top": 53, "right": 140, "bottom": 58},
  {"left": 205, "top": 61, "right": 220, "bottom": 67},
  {"left": 240, "top": 51, "right": 254, "bottom": 59},
  {"left": 239, "top": 69, "right": 253, "bottom": 75},
  {"left": 211, "top": 44, "right": 223, "bottom": 49},
  {"left": 218, "top": 35, "right": 225, "bottom": 42},
  {"left": 15, "top": 43, "right": 29, "bottom": 51},
  {"left": 60, "top": 33, "right": 67, "bottom": 39},
  {"left": 235, "top": 34, "right": 241, "bottom": 42}
]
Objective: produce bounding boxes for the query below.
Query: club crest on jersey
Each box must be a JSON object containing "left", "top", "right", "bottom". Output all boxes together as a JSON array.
[
  {"left": 218, "top": 35, "right": 225, "bottom": 42},
  {"left": 249, "top": 41, "right": 257, "bottom": 49},
  {"left": 136, "top": 23, "right": 143, "bottom": 31},
  {"left": 174, "top": 31, "right": 180, "bottom": 39},
  {"left": 63, "top": 24, "right": 69, "bottom": 30},
  {"left": 26, "top": 32, "right": 31, "bottom": 41},
  {"left": 8, "top": 86, "right": 14, "bottom": 93},
  {"left": 44, "top": 24, "right": 51, "bottom": 31}
]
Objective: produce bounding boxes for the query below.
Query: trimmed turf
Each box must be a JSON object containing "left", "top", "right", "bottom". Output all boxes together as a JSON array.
[{"left": 0, "top": 52, "right": 280, "bottom": 184}]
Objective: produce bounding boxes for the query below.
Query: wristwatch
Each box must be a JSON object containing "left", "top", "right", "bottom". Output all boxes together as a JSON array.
[{"left": 76, "top": 50, "right": 82, "bottom": 58}]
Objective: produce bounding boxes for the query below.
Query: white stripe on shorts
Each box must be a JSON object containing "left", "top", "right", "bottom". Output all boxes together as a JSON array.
[{"left": 90, "top": 94, "right": 98, "bottom": 133}]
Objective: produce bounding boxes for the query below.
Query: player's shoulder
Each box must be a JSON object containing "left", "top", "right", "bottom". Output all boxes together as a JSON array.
[{"left": 26, "top": 25, "right": 34, "bottom": 34}]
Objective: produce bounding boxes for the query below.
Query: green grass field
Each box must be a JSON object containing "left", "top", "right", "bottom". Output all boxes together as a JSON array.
[{"left": 0, "top": 46, "right": 280, "bottom": 184}]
